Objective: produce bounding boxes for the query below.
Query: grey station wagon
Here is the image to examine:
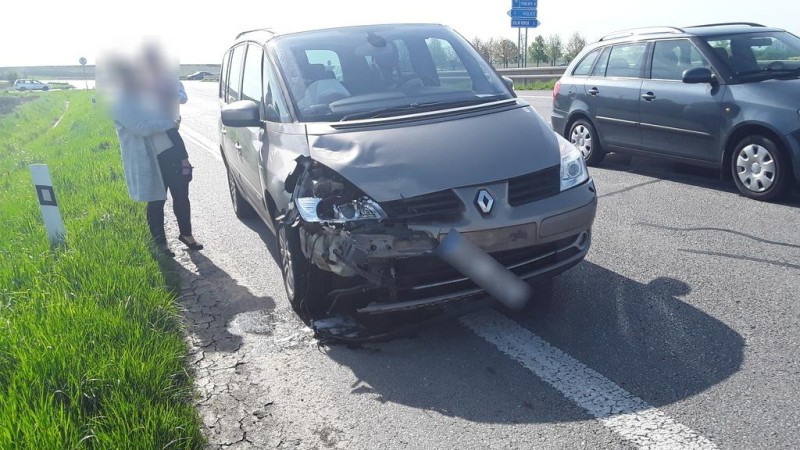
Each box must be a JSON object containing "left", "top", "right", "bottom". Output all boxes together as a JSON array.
[
  {"left": 219, "top": 24, "right": 597, "bottom": 320},
  {"left": 552, "top": 23, "right": 800, "bottom": 201}
]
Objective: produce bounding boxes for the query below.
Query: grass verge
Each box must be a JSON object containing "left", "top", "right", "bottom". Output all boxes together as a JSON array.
[
  {"left": 514, "top": 79, "right": 557, "bottom": 91},
  {"left": 0, "top": 91, "right": 204, "bottom": 449}
]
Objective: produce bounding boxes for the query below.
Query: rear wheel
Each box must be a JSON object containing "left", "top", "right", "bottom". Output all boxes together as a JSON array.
[
  {"left": 42, "top": 86, "right": 49, "bottom": 91},
  {"left": 225, "top": 160, "right": 256, "bottom": 219},
  {"left": 731, "top": 135, "right": 792, "bottom": 201},
  {"left": 277, "top": 224, "right": 330, "bottom": 321},
  {"left": 569, "top": 119, "right": 605, "bottom": 166}
]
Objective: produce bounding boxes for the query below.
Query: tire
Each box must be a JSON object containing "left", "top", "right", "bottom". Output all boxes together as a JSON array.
[
  {"left": 731, "top": 135, "right": 792, "bottom": 201},
  {"left": 569, "top": 119, "right": 605, "bottom": 166},
  {"left": 42, "top": 86, "right": 49, "bottom": 91},
  {"left": 18, "top": 87, "right": 27, "bottom": 92},
  {"left": 225, "top": 160, "right": 256, "bottom": 219},
  {"left": 277, "top": 224, "right": 330, "bottom": 321}
]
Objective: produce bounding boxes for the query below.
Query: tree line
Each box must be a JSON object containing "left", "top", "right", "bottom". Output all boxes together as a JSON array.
[{"left": 472, "top": 32, "right": 587, "bottom": 68}]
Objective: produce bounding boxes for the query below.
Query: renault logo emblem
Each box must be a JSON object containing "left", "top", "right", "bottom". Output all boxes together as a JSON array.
[{"left": 475, "top": 189, "right": 494, "bottom": 214}]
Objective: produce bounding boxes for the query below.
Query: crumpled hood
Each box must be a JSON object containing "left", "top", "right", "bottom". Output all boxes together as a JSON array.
[{"left": 305, "top": 105, "right": 560, "bottom": 202}]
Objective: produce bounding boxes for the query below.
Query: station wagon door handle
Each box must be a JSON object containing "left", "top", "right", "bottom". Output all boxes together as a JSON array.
[
  {"left": 588, "top": 87, "right": 599, "bottom": 96},
  {"left": 234, "top": 142, "right": 242, "bottom": 154},
  {"left": 221, "top": 127, "right": 227, "bottom": 135},
  {"left": 641, "top": 92, "right": 657, "bottom": 101}
]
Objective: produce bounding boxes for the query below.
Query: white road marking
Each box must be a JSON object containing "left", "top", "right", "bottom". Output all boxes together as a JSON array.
[
  {"left": 461, "top": 309, "right": 717, "bottom": 450},
  {"left": 519, "top": 95, "right": 551, "bottom": 99},
  {"left": 181, "top": 125, "right": 223, "bottom": 162}
]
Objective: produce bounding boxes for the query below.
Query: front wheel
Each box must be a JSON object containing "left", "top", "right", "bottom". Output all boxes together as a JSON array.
[
  {"left": 569, "top": 119, "right": 605, "bottom": 166},
  {"left": 731, "top": 135, "right": 792, "bottom": 201},
  {"left": 42, "top": 86, "right": 49, "bottom": 91},
  {"left": 277, "top": 224, "right": 330, "bottom": 321}
]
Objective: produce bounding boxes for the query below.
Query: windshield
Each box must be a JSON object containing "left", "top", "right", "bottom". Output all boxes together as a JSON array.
[
  {"left": 269, "top": 25, "right": 513, "bottom": 122},
  {"left": 703, "top": 31, "right": 800, "bottom": 79}
]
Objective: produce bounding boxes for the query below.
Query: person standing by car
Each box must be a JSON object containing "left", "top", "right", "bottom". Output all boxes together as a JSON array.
[{"left": 140, "top": 43, "right": 204, "bottom": 252}]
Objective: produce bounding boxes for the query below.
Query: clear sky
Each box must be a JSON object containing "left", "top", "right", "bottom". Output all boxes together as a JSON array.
[{"left": 1, "top": 0, "right": 798, "bottom": 66}]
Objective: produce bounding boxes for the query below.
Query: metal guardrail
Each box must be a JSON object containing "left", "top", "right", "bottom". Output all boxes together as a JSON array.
[{"left": 496, "top": 66, "right": 568, "bottom": 83}]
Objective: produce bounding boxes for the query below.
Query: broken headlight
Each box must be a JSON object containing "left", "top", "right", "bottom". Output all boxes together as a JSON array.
[
  {"left": 557, "top": 132, "right": 589, "bottom": 191},
  {"left": 294, "top": 163, "right": 387, "bottom": 223}
]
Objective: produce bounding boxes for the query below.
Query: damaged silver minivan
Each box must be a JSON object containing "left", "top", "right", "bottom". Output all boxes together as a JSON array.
[{"left": 219, "top": 24, "right": 597, "bottom": 319}]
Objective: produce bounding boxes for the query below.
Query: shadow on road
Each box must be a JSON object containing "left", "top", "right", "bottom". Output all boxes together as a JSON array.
[
  {"left": 322, "top": 260, "right": 744, "bottom": 424},
  {"left": 600, "top": 153, "right": 800, "bottom": 207},
  {"left": 160, "top": 250, "right": 277, "bottom": 353}
]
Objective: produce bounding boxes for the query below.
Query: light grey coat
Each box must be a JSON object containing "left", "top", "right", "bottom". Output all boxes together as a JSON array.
[{"left": 112, "top": 96, "right": 176, "bottom": 202}]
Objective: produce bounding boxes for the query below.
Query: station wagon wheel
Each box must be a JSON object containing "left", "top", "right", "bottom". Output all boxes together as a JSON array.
[
  {"left": 224, "top": 159, "right": 256, "bottom": 219},
  {"left": 732, "top": 135, "right": 792, "bottom": 201},
  {"left": 569, "top": 119, "right": 605, "bottom": 166},
  {"left": 276, "top": 223, "right": 330, "bottom": 322}
]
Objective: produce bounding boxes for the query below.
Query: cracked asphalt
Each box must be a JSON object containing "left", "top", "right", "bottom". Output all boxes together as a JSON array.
[{"left": 164, "top": 83, "right": 800, "bottom": 449}]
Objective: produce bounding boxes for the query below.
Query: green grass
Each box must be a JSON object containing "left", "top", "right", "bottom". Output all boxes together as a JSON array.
[
  {"left": 514, "top": 79, "right": 558, "bottom": 91},
  {"left": 0, "top": 92, "right": 204, "bottom": 449}
]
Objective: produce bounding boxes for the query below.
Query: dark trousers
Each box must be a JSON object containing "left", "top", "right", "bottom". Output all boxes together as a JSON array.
[{"left": 147, "top": 129, "right": 191, "bottom": 244}]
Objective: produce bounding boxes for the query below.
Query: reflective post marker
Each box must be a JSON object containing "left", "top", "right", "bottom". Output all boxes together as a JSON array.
[{"left": 30, "top": 164, "right": 66, "bottom": 246}]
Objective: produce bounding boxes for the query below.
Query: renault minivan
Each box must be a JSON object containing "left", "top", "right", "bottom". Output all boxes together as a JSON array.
[{"left": 218, "top": 24, "right": 597, "bottom": 319}]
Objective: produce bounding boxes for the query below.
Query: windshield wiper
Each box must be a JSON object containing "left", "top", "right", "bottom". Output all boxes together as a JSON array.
[{"left": 339, "top": 96, "right": 508, "bottom": 122}]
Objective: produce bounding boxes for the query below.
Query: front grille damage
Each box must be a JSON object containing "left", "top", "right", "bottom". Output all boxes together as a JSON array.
[{"left": 283, "top": 156, "right": 587, "bottom": 320}]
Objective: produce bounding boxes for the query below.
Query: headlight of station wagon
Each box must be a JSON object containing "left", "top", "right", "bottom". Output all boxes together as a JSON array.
[
  {"left": 294, "top": 163, "right": 387, "bottom": 224},
  {"left": 557, "top": 133, "right": 589, "bottom": 191}
]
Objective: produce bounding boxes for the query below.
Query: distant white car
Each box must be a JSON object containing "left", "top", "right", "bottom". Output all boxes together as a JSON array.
[{"left": 13, "top": 79, "right": 50, "bottom": 91}]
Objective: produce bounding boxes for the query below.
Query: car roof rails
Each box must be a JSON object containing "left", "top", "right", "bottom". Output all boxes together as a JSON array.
[
  {"left": 598, "top": 27, "right": 684, "bottom": 42},
  {"left": 687, "top": 22, "right": 765, "bottom": 28},
  {"left": 235, "top": 28, "right": 276, "bottom": 40}
]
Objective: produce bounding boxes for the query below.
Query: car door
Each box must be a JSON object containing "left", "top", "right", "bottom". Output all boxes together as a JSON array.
[
  {"left": 237, "top": 43, "right": 268, "bottom": 206},
  {"left": 585, "top": 42, "right": 648, "bottom": 151},
  {"left": 222, "top": 45, "right": 246, "bottom": 179},
  {"left": 639, "top": 39, "right": 726, "bottom": 162}
]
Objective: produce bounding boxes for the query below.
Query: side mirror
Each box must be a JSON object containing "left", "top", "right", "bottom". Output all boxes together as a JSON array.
[
  {"left": 682, "top": 67, "right": 714, "bottom": 84},
  {"left": 502, "top": 76, "right": 515, "bottom": 92},
  {"left": 221, "top": 100, "right": 262, "bottom": 127}
]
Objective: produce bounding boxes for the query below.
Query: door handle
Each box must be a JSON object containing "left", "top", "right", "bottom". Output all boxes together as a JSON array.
[
  {"left": 221, "top": 127, "right": 227, "bottom": 135},
  {"left": 235, "top": 142, "right": 242, "bottom": 154},
  {"left": 641, "top": 92, "right": 656, "bottom": 101},
  {"left": 588, "top": 87, "right": 599, "bottom": 96}
]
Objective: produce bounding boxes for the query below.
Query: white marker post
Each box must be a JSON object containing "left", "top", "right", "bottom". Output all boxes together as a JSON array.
[{"left": 30, "top": 164, "right": 66, "bottom": 246}]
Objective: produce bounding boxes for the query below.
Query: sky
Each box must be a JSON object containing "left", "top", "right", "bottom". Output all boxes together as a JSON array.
[{"left": 1, "top": 0, "right": 799, "bottom": 66}]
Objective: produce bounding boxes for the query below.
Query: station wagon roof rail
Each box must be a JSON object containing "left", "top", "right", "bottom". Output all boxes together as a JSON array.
[
  {"left": 686, "top": 22, "right": 765, "bottom": 28},
  {"left": 598, "top": 27, "right": 685, "bottom": 42}
]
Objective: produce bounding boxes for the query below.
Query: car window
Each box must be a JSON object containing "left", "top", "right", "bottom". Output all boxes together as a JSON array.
[
  {"left": 573, "top": 49, "right": 601, "bottom": 76},
  {"left": 227, "top": 45, "right": 245, "bottom": 103},
  {"left": 705, "top": 32, "right": 800, "bottom": 76},
  {"left": 591, "top": 47, "right": 612, "bottom": 76},
  {"left": 652, "top": 40, "right": 710, "bottom": 80},
  {"left": 606, "top": 43, "right": 647, "bottom": 78},
  {"left": 263, "top": 57, "right": 292, "bottom": 123},
  {"left": 219, "top": 52, "right": 230, "bottom": 100},
  {"left": 305, "top": 49, "right": 342, "bottom": 81},
  {"left": 242, "top": 44, "right": 264, "bottom": 110},
  {"left": 272, "top": 25, "right": 511, "bottom": 122}
]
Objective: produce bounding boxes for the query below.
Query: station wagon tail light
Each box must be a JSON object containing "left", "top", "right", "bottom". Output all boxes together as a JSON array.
[
  {"left": 553, "top": 81, "right": 561, "bottom": 102},
  {"left": 556, "top": 133, "right": 589, "bottom": 191}
]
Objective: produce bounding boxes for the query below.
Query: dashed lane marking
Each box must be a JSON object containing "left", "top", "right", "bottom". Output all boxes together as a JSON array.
[{"left": 461, "top": 309, "right": 717, "bottom": 449}]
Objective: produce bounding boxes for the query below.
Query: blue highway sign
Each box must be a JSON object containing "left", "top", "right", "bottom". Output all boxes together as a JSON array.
[
  {"left": 511, "top": 18, "right": 540, "bottom": 28},
  {"left": 508, "top": 9, "right": 538, "bottom": 18},
  {"left": 512, "top": 0, "right": 537, "bottom": 7}
]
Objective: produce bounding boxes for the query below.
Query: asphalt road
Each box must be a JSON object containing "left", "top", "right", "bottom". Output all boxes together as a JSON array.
[{"left": 174, "top": 82, "right": 800, "bottom": 449}]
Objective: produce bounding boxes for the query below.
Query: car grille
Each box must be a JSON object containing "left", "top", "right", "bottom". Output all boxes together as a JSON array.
[
  {"left": 507, "top": 165, "right": 561, "bottom": 207},
  {"left": 381, "top": 190, "right": 463, "bottom": 220}
]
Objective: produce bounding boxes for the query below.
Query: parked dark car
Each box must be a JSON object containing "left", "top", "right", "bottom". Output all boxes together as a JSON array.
[
  {"left": 185, "top": 71, "right": 215, "bottom": 80},
  {"left": 552, "top": 23, "right": 800, "bottom": 201},
  {"left": 219, "top": 24, "right": 597, "bottom": 320}
]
